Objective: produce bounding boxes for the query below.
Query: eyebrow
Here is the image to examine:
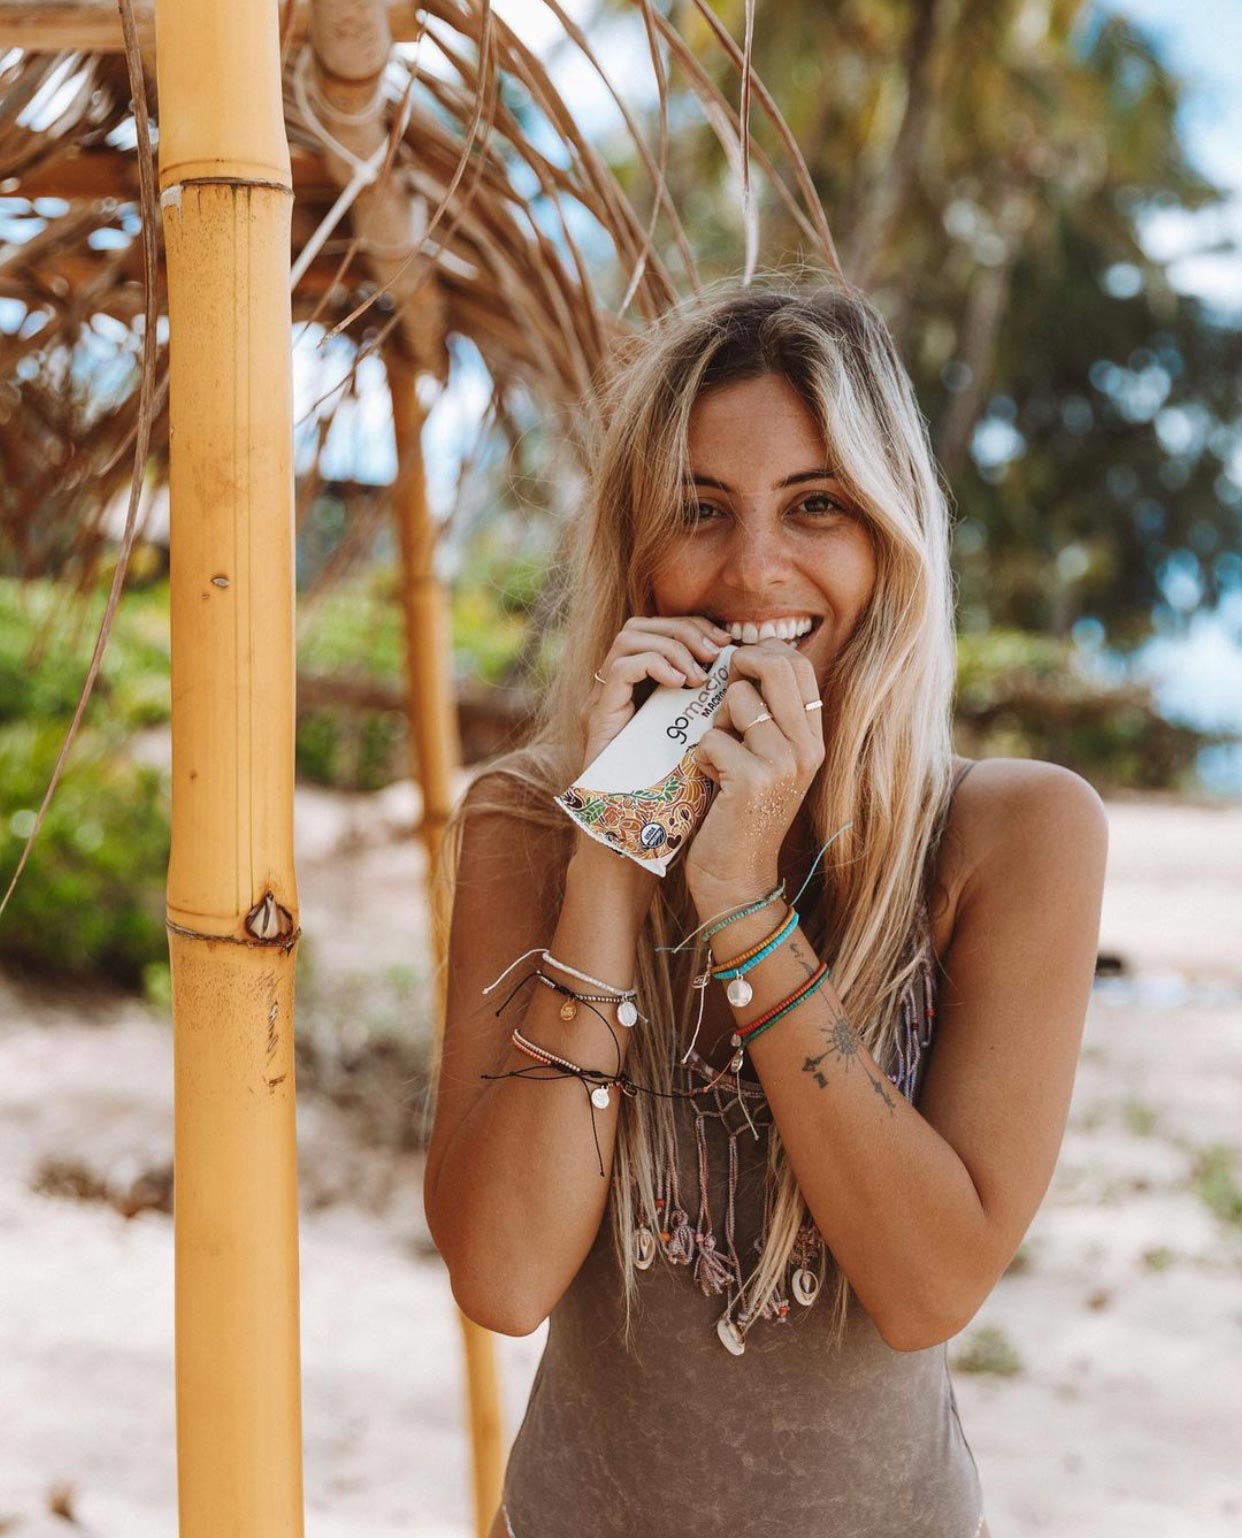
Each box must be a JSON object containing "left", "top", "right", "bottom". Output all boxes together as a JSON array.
[{"left": 681, "top": 468, "right": 839, "bottom": 492}]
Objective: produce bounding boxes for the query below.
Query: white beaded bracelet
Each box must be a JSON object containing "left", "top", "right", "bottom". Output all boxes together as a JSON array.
[{"left": 541, "top": 950, "right": 641, "bottom": 1028}]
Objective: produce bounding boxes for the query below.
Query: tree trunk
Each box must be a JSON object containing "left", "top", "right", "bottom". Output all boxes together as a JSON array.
[
  {"left": 845, "top": 0, "right": 959, "bottom": 288},
  {"left": 156, "top": 1, "right": 304, "bottom": 1533}
]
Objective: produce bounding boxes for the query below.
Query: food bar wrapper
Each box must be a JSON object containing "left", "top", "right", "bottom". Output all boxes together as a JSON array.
[{"left": 554, "top": 644, "right": 736, "bottom": 877}]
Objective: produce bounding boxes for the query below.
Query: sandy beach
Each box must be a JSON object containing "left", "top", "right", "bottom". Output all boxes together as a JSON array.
[{"left": 1, "top": 781, "right": 1239, "bottom": 1536}]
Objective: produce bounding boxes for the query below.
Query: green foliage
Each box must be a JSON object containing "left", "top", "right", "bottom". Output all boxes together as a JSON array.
[
  {"left": 0, "top": 719, "right": 170, "bottom": 986},
  {"left": 0, "top": 577, "right": 172, "bottom": 985},
  {"left": 1121, "top": 1098, "right": 1159, "bottom": 1136},
  {"left": 294, "top": 562, "right": 529, "bottom": 789},
  {"left": 950, "top": 1322, "right": 1023, "bottom": 1376},
  {"left": 298, "top": 569, "right": 407, "bottom": 684},
  {"left": 1190, "top": 1144, "right": 1242, "bottom": 1229},
  {"left": 954, "top": 629, "right": 1220, "bottom": 790},
  {"left": 1141, "top": 1246, "right": 1175, "bottom": 1272},
  {"left": 0, "top": 576, "right": 171, "bottom": 732},
  {"left": 295, "top": 707, "right": 407, "bottom": 793}
]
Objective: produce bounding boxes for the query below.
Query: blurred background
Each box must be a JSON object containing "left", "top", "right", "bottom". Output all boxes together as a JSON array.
[{"left": 1, "top": 1, "right": 1239, "bottom": 1534}]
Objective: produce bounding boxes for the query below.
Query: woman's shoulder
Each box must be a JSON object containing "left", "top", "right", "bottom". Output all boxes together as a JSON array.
[
  {"left": 930, "top": 755, "right": 1108, "bottom": 963},
  {"left": 459, "top": 744, "right": 577, "bottom": 816}
]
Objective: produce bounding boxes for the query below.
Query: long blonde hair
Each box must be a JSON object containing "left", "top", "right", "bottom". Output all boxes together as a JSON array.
[{"left": 434, "top": 272, "right": 960, "bottom": 1351}]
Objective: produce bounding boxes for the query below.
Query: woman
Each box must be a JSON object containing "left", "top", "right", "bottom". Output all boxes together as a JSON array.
[{"left": 424, "top": 278, "right": 1109, "bottom": 1538}]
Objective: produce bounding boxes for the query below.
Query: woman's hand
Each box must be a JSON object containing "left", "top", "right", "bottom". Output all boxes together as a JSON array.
[
  {"left": 579, "top": 614, "right": 733, "bottom": 770},
  {"left": 684, "top": 639, "right": 825, "bottom": 909}
]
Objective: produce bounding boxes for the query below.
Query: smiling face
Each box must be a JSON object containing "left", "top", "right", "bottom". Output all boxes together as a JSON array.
[{"left": 649, "top": 372, "right": 878, "bottom": 689}]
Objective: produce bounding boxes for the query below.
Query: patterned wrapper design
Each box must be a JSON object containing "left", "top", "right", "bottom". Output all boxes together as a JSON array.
[{"left": 555, "top": 747, "right": 716, "bottom": 876}]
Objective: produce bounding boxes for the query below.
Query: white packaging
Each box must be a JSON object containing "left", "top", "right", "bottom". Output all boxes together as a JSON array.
[{"left": 554, "top": 644, "right": 736, "bottom": 876}]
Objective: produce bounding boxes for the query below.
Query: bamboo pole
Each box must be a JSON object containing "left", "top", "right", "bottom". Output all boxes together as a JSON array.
[
  {"left": 386, "top": 353, "right": 504, "bottom": 1538},
  {"left": 305, "top": 0, "right": 447, "bottom": 380},
  {"left": 155, "top": 2, "right": 304, "bottom": 1535}
]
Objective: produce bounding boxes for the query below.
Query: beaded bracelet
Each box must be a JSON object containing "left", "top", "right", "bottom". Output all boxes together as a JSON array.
[
  {"left": 541, "top": 950, "right": 642, "bottom": 1027},
  {"left": 699, "top": 878, "right": 787, "bottom": 944},
  {"left": 533, "top": 970, "right": 627, "bottom": 1024},
  {"left": 710, "top": 907, "right": 799, "bottom": 1006},
  {"left": 730, "top": 961, "right": 831, "bottom": 1061},
  {"left": 510, "top": 1027, "right": 626, "bottom": 1109}
]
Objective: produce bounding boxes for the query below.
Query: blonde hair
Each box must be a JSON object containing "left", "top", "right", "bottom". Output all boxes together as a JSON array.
[{"left": 434, "top": 272, "right": 961, "bottom": 1352}]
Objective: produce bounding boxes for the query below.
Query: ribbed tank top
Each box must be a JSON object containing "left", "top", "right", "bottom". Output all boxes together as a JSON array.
[{"left": 500, "top": 763, "right": 985, "bottom": 1537}]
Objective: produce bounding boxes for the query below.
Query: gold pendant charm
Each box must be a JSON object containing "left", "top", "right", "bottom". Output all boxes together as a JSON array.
[{"left": 559, "top": 998, "right": 578, "bottom": 1021}]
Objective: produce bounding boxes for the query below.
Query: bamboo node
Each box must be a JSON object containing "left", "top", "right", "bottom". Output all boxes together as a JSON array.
[{"left": 245, "top": 891, "right": 297, "bottom": 942}]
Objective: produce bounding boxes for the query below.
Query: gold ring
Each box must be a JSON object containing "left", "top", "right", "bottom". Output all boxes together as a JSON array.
[
  {"left": 743, "top": 711, "right": 773, "bottom": 732},
  {"left": 593, "top": 669, "right": 609, "bottom": 685},
  {"left": 804, "top": 700, "right": 823, "bottom": 712}
]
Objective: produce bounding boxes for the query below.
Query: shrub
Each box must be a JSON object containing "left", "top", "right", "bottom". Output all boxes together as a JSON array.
[{"left": 0, "top": 719, "right": 170, "bottom": 986}]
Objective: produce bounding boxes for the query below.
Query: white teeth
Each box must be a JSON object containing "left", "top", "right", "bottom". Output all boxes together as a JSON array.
[{"left": 724, "top": 616, "right": 816, "bottom": 642}]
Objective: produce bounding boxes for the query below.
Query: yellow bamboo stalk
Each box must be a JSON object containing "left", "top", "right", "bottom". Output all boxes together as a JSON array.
[
  {"left": 386, "top": 354, "right": 504, "bottom": 1538},
  {"left": 155, "top": 2, "right": 304, "bottom": 1535}
]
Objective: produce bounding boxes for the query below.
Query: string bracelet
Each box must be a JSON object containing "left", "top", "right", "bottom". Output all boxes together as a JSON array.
[
  {"left": 541, "top": 950, "right": 643, "bottom": 1028},
  {"left": 479, "top": 1027, "right": 634, "bottom": 1178},
  {"left": 729, "top": 961, "right": 831, "bottom": 1067},
  {"left": 699, "top": 879, "right": 787, "bottom": 944},
  {"left": 656, "top": 821, "right": 853, "bottom": 960},
  {"left": 509, "top": 1028, "right": 630, "bottom": 1111},
  {"left": 710, "top": 907, "right": 800, "bottom": 1007},
  {"left": 532, "top": 969, "right": 629, "bottom": 1024}
]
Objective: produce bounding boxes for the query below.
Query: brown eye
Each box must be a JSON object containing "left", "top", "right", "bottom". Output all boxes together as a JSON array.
[{"left": 800, "top": 494, "right": 848, "bottom": 517}]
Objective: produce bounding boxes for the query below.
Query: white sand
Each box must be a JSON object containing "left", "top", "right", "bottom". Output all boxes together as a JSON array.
[{"left": 0, "top": 788, "right": 1239, "bottom": 1536}]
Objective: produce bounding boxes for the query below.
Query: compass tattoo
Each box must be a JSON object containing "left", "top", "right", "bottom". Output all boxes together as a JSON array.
[{"left": 800, "top": 990, "right": 897, "bottom": 1114}]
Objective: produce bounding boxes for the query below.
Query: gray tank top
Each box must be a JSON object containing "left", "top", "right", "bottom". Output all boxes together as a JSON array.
[{"left": 501, "top": 764, "right": 985, "bottom": 1537}]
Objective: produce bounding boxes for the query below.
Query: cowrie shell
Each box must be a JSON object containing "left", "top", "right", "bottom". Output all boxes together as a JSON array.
[
  {"left": 716, "top": 1314, "right": 746, "bottom": 1356},
  {"left": 634, "top": 1227, "right": 656, "bottom": 1270},
  {"left": 792, "top": 1266, "right": 820, "bottom": 1306}
]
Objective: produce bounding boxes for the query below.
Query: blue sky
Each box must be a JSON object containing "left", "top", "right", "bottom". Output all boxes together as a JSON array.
[
  {"left": 1096, "top": 0, "right": 1242, "bottom": 310},
  {"left": 1088, "top": 2, "right": 1242, "bottom": 782}
]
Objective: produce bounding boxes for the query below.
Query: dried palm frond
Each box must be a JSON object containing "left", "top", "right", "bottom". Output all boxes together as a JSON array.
[{"left": 1, "top": 1, "right": 837, "bottom": 592}]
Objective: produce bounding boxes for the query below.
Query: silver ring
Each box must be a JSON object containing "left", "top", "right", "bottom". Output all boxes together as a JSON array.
[
  {"left": 593, "top": 669, "right": 609, "bottom": 685},
  {"left": 804, "top": 700, "right": 823, "bottom": 712},
  {"left": 742, "top": 711, "right": 773, "bottom": 733}
]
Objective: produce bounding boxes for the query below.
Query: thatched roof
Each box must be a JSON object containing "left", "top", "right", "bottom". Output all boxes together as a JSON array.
[{"left": 1, "top": 0, "right": 838, "bottom": 587}]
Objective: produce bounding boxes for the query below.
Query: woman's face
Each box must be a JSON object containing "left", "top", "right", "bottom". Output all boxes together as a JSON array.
[{"left": 649, "top": 372, "right": 878, "bottom": 689}]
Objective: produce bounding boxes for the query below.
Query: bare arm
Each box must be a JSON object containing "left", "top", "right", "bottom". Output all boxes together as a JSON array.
[
  {"left": 425, "top": 612, "right": 729, "bottom": 1334},
  {"left": 689, "top": 759, "right": 1109, "bottom": 1351},
  {"left": 423, "top": 790, "right": 657, "bottom": 1336}
]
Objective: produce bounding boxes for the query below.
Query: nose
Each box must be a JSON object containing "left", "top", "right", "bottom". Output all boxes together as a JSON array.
[{"left": 715, "top": 513, "right": 794, "bottom": 599}]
